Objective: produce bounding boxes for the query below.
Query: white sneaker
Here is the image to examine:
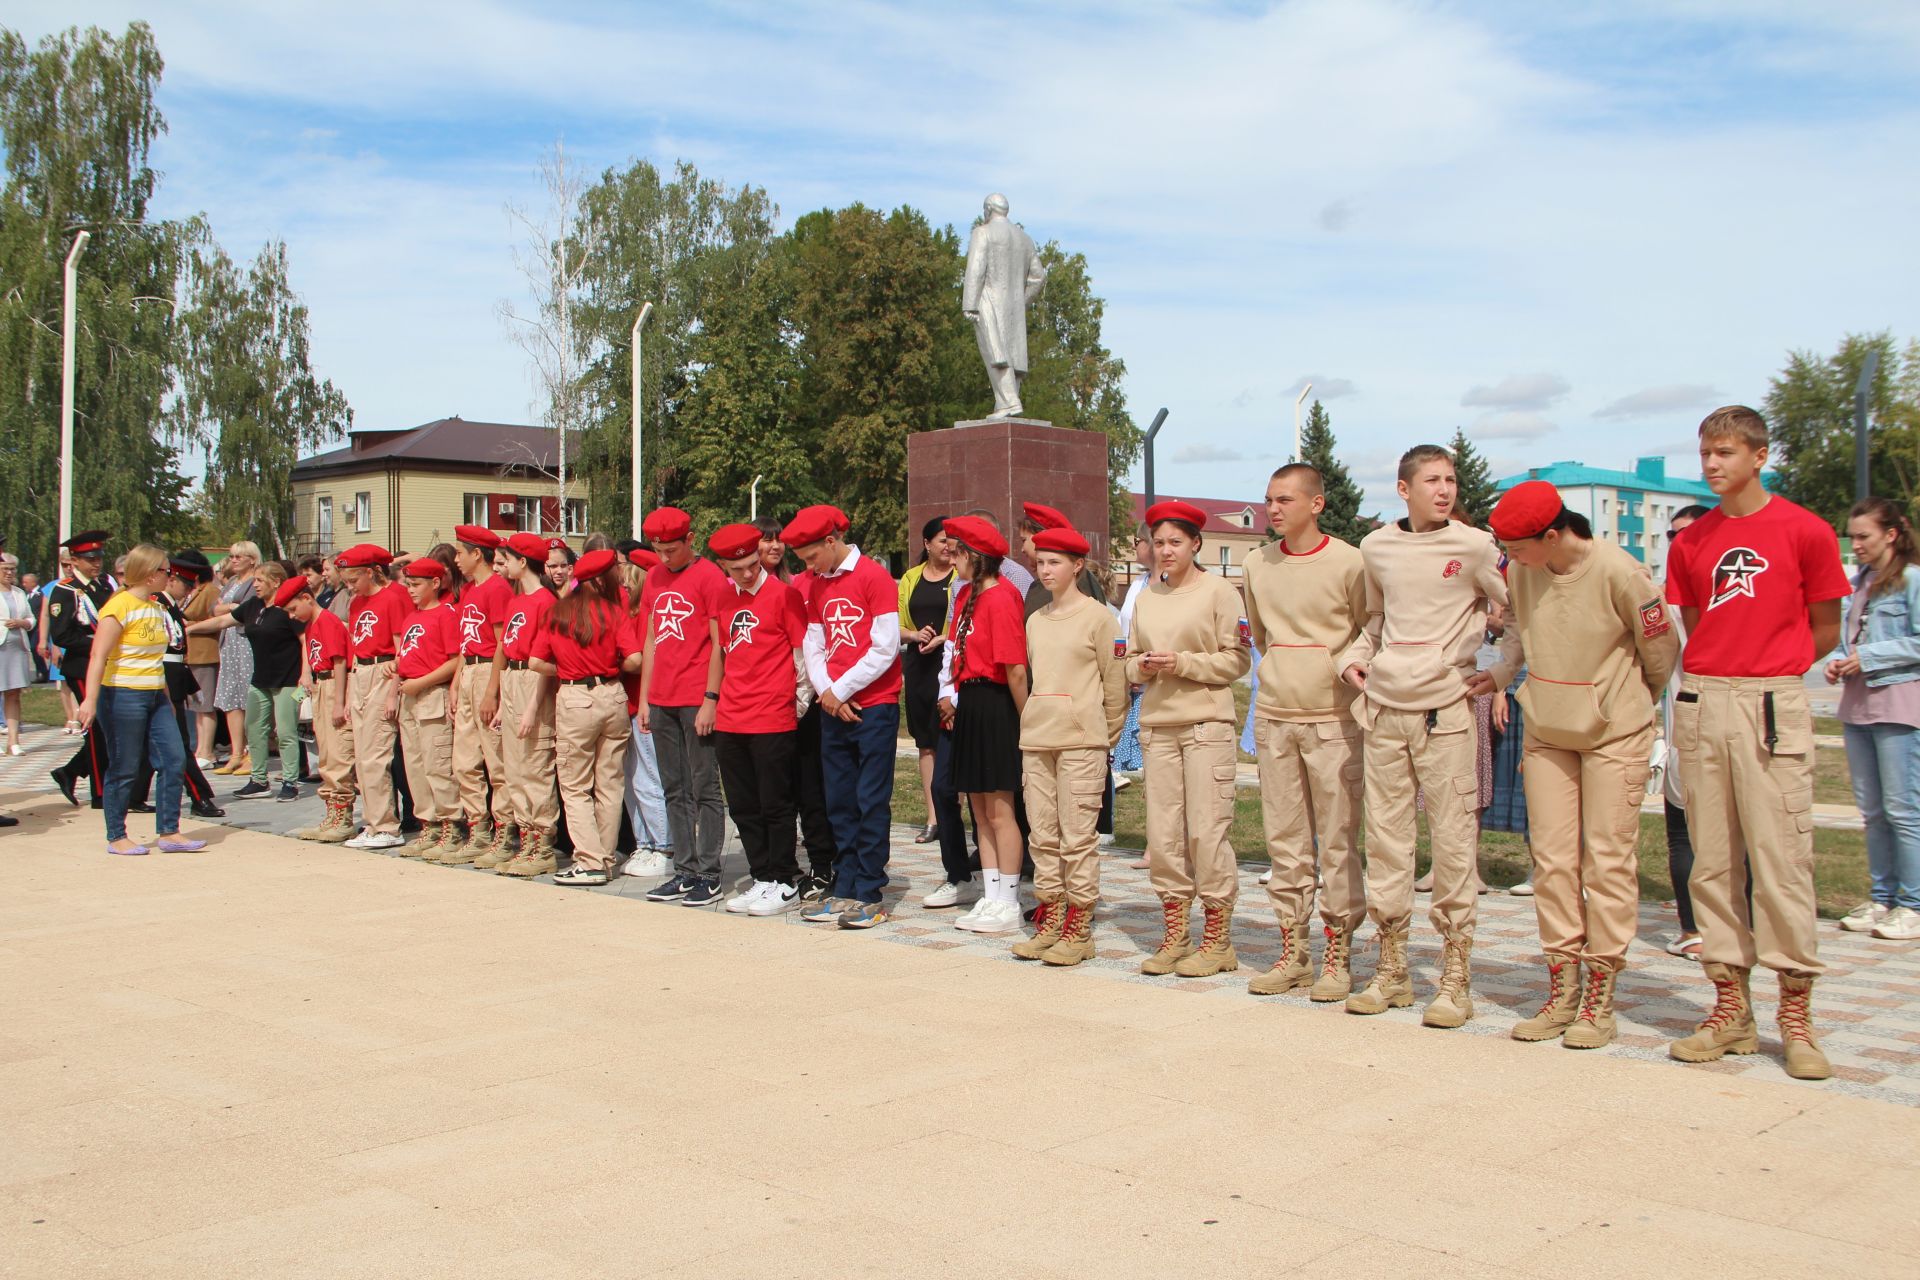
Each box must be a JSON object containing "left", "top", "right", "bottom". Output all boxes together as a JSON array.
[
  {"left": 1841, "top": 902, "right": 1891, "bottom": 933},
  {"left": 626, "top": 848, "right": 672, "bottom": 878},
  {"left": 726, "top": 881, "right": 771, "bottom": 914},
  {"left": 1257, "top": 868, "right": 1272, "bottom": 886},
  {"left": 923, "top": 878, "right": 971, "bottom": 909},
  {"left": 969, "top": 899, "right": 1023, "bottom": 935},
  {"left": 746, "top": 882, "right": 801, "bottom": 917},
  {"left": 954, "top": 898, "right": 992, "bottom": 931},
  {"left": 1871, "top": 906, "right": 1920, "bottom": 940},
  {"left": 345, "top": 829, "right": 403, "bottom": 850},
  {"left": 1112, "top": 771, "right": 1131, "bottom": 791},
  {"left": 1508, "top": 879, "right": 1535, "bottom": 897}
]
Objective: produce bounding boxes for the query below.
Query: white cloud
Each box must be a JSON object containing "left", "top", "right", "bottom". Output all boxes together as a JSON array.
[
  {"left": 1171, "top": 443, "right": 1245, "bottom": 464},
  {"left": 1317, "top": 200, "right": 1357, "bottom": 232},
  {"left": 1593, "top": 384, "right": 1721, "bottom": 418},
  {"left": 1467, "top": 411, "right": 1558, "bottom": 441},
  {"left": 1460, "top": 374, "right": 1571, "bottom": 412},
  {"left": 1287, "top": 375, "right": 1359, "bottom": 400}
]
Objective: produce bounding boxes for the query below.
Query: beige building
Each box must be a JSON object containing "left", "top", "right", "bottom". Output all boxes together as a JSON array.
[
  {"left": 1119, "top": 491, "right": 1271, "bottom": 586},
  {"left": 290, "top": 417, "right": 588, "bottom": 557}
]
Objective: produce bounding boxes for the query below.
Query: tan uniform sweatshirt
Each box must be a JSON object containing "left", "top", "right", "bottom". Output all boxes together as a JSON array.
[
  {"left": 1242, "top": 534, "right": 1366, "bottom": 722},
  {"left": 1020, "top": 595, "right": 1128, "bottom": 751},
  {"left": 1338, "top": 520, "right": 1512, "bottom": 712},
  {"left": 1125, "top": 570, "right": 1251, "bottom": 727},
  {"left": 1497, "top": 539, "right": 1680, "bottom": 750}
]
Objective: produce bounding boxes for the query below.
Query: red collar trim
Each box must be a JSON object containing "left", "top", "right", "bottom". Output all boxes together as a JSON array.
[{"left": 1280, "top": 535, "right": 1330, "bottom": 557}]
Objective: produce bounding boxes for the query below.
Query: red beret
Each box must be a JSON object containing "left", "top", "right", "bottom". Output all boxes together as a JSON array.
[
  {"left": 1145, "top": 500, "right": 1209, "bottom": 531},
  {"left": 403, "top": 558, "right": 448, "bottom": 581},
  {"left": 642, "top": 507, "right": 692, "bottom": 543},
  {"left": 504, "top": 532, "right": 551, "bottom": 562},
  {"left": 707, "top": 522, "right": 762, "bottom": 561},
  {"left": 628, "top": 547, "right": 661, "bottom": 571},
  {"left": 1032, "top": 527, "right": 1091, "bottom": 556},
  {"left": 1022, "top": 502, "right": 1071, "bottom": 531},
  {"left": 944, "top": 515, "right": 1009, "bottom": 559},
  {"left": 1489, "top": 481, "right": 1564, "bottom": 541},
  {"left": 780, "top": 506, "right": 842, "bottom": 549},
  {"left": 573, "top": 548, "right": 617, "bottom": 581},
  {"left": 272, "top": 577, "right": 313, "bottom": 609},
  {"left": 334, "top": 543, "right": 392, "bottom": 569},
  {"left": 454, "top": 525, "right": 503, "bottom": 550}
]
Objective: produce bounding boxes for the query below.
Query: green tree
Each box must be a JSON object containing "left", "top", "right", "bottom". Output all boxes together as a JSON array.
[
  {"left": 174, "top": 239, "right": 352, "bottom": 553},
  {"left": 1764, "top": 332, "right": 1918, "bottom": 527},
  {"left": 0, "top": 22, "right": 201, "bottom": 572},
  {"left": 1448, "top": 427, "right": 1497, "bottom": 526},
  {"left": 1296, "top": 401, "right": 1368, "bottom": 546}
]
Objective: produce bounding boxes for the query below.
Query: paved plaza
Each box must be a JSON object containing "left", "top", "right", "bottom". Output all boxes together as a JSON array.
[{"left": 3, "top": 736, "right": 1918, "bottom": 1277}]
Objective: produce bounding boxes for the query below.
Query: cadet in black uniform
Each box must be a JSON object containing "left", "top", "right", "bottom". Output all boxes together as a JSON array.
[
  {"left": 47, "top": 531, "right": 116, "bottom": 808},
  {"left": 127, "top": 551, "right": 226, "bottom": 820}
]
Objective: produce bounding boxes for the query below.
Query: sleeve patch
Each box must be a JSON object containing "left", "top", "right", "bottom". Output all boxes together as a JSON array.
[{"left": 1640, "top": 599, "right": 1670, "bottom": 638}]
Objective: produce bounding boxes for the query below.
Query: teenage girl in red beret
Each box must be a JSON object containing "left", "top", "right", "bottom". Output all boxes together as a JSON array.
[
  {"left": 491, "top": 532, "right": 562, "bottom": 877},
  {"left": 389, "top": 560, "right": 462, "bottom": 857}
]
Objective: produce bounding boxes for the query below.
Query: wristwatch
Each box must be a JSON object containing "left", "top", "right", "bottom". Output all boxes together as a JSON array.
[{"left": 703, "top": 691, "right": 720, "bottom": 701}]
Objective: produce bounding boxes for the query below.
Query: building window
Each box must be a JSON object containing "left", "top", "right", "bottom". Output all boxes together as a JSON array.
[
  {"left": 353, "top": 492, "right": 371, "bottom": 533},
  {"left": 464, "top": 493, "right": 489, "bottom": 526},
  {"left": 317, "top": 496, "right": 334, "bottom": 549},
  {"left": 1601, "top": 498, "right": 1609, "bottom": 514},
  {"left": 516, "top": 496, "right": 540, "bottom": 533},
  {"left": 1219, "top": 545, "right": 1231, "bottom": 569},
  {"left": 564, "top": 498, "right": 588, "bottom": 537}
]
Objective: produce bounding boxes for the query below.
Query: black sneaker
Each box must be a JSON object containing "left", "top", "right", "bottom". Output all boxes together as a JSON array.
[
  {"left": 232, "top": 781, "right": 273, "bottom": 800},
  {"left": 645, "top": 874, "right": 693, "bottom": 903},
  {"left": 682, "top": 878, "right": 723, "bottom": 907},
  {"left": 797, "top": 874, "right": 830, "bottom": 902},
  {"left": 277, "top": 783, "right": 299, "bottom": 802},
  {"left": 553, "top": 865, "right": 610, "bottom": 886},
  {"left": 127, "top": 801, "right": 155, "bottom": 814}
]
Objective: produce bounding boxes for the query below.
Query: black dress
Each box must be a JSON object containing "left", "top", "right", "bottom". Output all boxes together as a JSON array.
[{"left": 901, "top": 567, "right": 952, "bottom": 749}]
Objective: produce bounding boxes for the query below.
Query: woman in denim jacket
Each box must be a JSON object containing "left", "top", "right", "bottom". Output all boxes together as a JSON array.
[{"left": 1825, "top": 497, "right": 1920, "bottom": 941}]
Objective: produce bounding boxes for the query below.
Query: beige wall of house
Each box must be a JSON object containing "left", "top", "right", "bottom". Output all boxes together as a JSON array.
[{"left": 291, "top": 469, "right": 589, "bottom": 557}]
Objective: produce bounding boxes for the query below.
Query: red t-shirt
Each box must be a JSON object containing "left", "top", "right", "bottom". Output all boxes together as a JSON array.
[
  {"left": 395, "top": 603, "right": 460, "bottom": 679},
  {"left": 532, "top": 599, "right": 624, "bottom": 681},
  {"left": 615, "top": 610, "right": 650, "bottom": 717},
  {"left": 348, "top": 584, "right": 408, "bottom": 659},
  {"left": 640, "top": 557, "right": 725, "bottom": 706},
  {"left": 715, "top": 572, "right": 808, "bottom": 733},
  {"left": 949, "top": 579, "right": 1028, "bottom": 684},
  {"left": 305, "top": 607, "right": 349, "bottom": 675},
  {"left": 457, "top": 573, "right": 513, "bottom": 659},
  {"left": 1665, "top": 495, "right": 1850, "bottom": 677},
  {"left": 807, "top": 551, "right": 903, "bottom": 709},
  {"left": 792, "top": 569, "right": 820, "bottom": 608},
  {"left": 501, "top": 587, "right": 553, "bottom": 663}
]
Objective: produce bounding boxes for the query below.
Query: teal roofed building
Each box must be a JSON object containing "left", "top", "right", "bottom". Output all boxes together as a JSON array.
[{"left": 1494, "top": 456, "right": 1720, "bottom": 577}]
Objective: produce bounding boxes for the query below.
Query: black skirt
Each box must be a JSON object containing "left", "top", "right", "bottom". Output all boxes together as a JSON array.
[
  {"left": 901, "top": 647, "right": 942, "bottom": 749},
  {"left": 950, "top": 678, "right": 1021, "bottom": 794}
]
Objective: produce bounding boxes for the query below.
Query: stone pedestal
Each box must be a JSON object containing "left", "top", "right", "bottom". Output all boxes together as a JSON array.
[{"left": 907, "top": 419, "right": 1110, "bottom": 567}]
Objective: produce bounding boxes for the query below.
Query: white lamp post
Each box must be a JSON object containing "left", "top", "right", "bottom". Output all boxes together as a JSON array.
[
  {"left": 630, "top": 301, "right": 654, "bottom": 537},
  {"left": 1293, "top": 382, "right": 1312, "bottom": 464},
  {"left": 59, "top": 229, "right": 90, "bottom": 544}
]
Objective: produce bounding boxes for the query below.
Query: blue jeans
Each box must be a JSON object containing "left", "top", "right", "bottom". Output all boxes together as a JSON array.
[
  {"left": 1843, "top": 721, "right": 1920, "bottom": 910},
  {"left": 102, "top": 686, "right": 183, "bottom": 842},
  {"left": 821, "top": 702, "right": 898, "bottom": 904}
]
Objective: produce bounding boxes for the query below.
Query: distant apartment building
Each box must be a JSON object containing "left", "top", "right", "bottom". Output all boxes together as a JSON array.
[
  {"left": 1494, "top": 456, "right": 1717, "bottom": 579},
  {"left": 1122, "top": 492, "right": 1270, "bottom": 583}
]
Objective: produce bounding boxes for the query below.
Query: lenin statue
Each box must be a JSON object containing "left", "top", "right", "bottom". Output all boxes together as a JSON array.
[{"left": 962, "top": 193, "right": 1047, "bottom": 419}]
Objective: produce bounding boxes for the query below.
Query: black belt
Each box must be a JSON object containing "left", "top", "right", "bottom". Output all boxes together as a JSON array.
[
  {"left": 463, "top": 654, "right": 492, "bottom": 665},
  {"left": 562, "top": 675, "right": 615, "bottom": 688},
  {"left": 312, "top": 668, "right": 336, "bottom": 681},
  {"left": 959, "top": 677, "right": 1001, "bottom": 687},
  {"left": 355, "top": 655, "right": 393, "bottom": 666},
  {"left": 505, "top": 659, "right": 530, "bottom": 671}
]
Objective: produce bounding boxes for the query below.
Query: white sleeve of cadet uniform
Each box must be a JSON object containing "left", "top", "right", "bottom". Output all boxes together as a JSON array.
[
  {"left": 937, "top": 629, "right": 957, "bottom": 705},
  {"left": 831, "top": 612, "right": 901, "bottom": 703},
  {"left": 803, "top": 623, "right": 831, "bottom": 696}
]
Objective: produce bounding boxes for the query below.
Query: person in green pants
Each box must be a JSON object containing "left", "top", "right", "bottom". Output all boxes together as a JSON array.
[{"left": 189, "top": 562, "right": 306, "bottom": 801}]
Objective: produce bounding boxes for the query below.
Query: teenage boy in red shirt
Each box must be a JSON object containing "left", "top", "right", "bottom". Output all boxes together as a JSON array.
[
  {"left": 287, "top": 579, "right": 356, "bottom": 843},
  {"left": 390, "top": 559, "right": 463, "bottom": 858},
  {"left": 447, "top": 525, "right": 513, "bottom": 863},
  {"left": 705, "top": 524, "right": 810, "bottom": 916},
  {"left": 1665, "top": 405, "right": 1849, "bottom": 1080},
  {"left": 340, "top": 546, "right": 409, "bottom": 851}
]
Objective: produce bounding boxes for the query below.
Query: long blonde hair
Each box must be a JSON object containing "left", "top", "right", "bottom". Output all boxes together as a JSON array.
[{"left": 122, "top": 544, "right": 169, "bottom": 586}]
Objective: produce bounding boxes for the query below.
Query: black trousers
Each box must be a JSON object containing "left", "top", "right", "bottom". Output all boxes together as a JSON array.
[
  {"left": 796, "top": 703, "right": 838, "bottom": 879},
  {"left": 390, "top": 749, "right": 417, "bottom": 829},
  {"left": 931, "top": 727, "right": 973, "bottom": 885},
  {"left": 130, "top": 697, "right": 216, "bottom": 809},
  {"left": 60, "top": 671, "right": 110, "bottom": 797},
  {"left": 716, "top": 728, "right": 800, "bottom": 886}
]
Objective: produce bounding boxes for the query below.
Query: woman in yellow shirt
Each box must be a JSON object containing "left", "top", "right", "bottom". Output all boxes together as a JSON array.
[{"left": 77, "top": 544, "right": 206, "bottom": 856}]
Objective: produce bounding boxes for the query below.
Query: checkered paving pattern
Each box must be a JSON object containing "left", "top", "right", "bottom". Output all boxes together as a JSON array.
[{"left": 7, "top": 720, "right": 1917, "bottom": 1106}]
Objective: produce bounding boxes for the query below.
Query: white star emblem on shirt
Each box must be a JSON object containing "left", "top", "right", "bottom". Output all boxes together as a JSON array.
[
  {"left": 823, "top": 598, "right": 864, "bottom": 658},
  {"left": 1708, "top": 547, "right": 1770, "bottom": 610},
  {"left": 653, "top": 591, "right": 694, "bottom": 641}
]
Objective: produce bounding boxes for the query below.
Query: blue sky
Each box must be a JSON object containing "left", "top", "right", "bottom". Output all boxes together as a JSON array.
[{"left": 21, "top": 1, "right": 1920, "bottom": 510}]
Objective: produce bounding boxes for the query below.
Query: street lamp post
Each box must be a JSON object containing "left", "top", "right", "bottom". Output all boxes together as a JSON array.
[
  {"left": 630, "top": 301, "right": 654, "bottom": 538},
  {"left": 59, "top": 230, "right": 90, "bottom": 545},
  {"left": 1293, "top": 382, "right": 1312, "bottom": 463}
]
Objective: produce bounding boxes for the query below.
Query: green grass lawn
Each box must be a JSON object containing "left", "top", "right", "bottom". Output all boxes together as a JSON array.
[
  {"left": 17, "top": 685, "right": 68, "bottom": 727},
  {"left": 1815, "top": 714, "right": 1843, "bottom": 737}
]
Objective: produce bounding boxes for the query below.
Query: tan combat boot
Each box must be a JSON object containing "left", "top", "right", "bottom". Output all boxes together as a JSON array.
[
  {"left": 1563, "top": 966, "right": 1618, "bottom": 1049},
  {"left": 435, "top": 817, "right": 491, "bottom": 865},
  {"left": 312, "top": 802, "right": 357, "bottom": 843},
  {"left": 1422, "top": 934, "right": 1475, "bottom": 1029},
  {"left": 1175, "top": 902, "right": 1239, "bottom": 977},
  {"left": 1345, "top": 925, "right": 1412, "bottom": 1014},
  {"left": 1139, "top": 897, "right": 1194, "bottom": 975},
  {"left": 1248, "top": 919, "right": 1312, "bottom": 995},
  {"left": 1669, "top": 963, "right": 1758, "bottom": 1063},
  {"left": 1042, "top": 903, "right": 1096, "bottom": 967},
  {"left": 1512, "top": 958, "right": 1581, "bottom": 1041},
  {"left": 1012, "top": 897, "right": 1066, "bottom": 960},
  {"left": 398, "top": 821, "right": 444, "bottom": 859},
  {"left": 1310, "top": 925, "right": 1355, "bottom": 1003},
  {"left": 472, "top": 823, "right": 519, "bottom": 870},
  {"left": 1776, "top": 972, "right": 1832, "bottom": 1081},
  {"left": 501, "top": 826, "right": 557, "bottom": 878}
]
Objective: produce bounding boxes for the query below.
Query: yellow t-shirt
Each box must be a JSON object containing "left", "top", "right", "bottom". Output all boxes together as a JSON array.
[{"left": 98, "top": 591, "right": 169, "bottom": 690}]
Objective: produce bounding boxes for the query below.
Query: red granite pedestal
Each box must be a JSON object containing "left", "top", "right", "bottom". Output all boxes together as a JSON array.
[{"left": 906, "top": 419, "right": 1111, "bottom": 566}]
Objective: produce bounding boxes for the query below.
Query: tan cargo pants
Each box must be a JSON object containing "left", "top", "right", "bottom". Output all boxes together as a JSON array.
[
  {"left": 399, "top": 683, "right": 457, "bottom": 822},
  {"left": 453, "top": 659, "right": 509, "bottom": 829},
  {"left": 1522, "top": 722, "right": 1652, "bottom": 972},
  {"left": 348, "top": 660, "right": 399, "bottom": 834},
  {"left": 1254, "top": 715, "right": 1365, "bottom": 930},
  {"left": 1143, "top": 720, "right": 1238, "bottom": 906},
  {"left": 554, "top": 681, "right": 631, "bottom": 871},
  {"left": 1362, "top": 699, "right": 1481, "bottom": 938},
  {"left": 499, "top": 667, "right": 559, "bottom": 831},
  {"left": 310, "top": 671, "right": 357, "bottom": 808},
  {"left": 1674, "top": 674, "right": 1822, "bottom": 976},
  {"left": 1024, "top": 746, "right": 1106, "bottom": 907}
]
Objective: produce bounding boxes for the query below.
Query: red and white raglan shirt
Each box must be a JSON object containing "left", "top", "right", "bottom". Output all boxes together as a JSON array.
[
  {"left": 1665, "top": 496, "right": 1850, "bottom": 677},
  {"left": 801, "top": 547, "right": 902, "bottom": 708},
  {"left": 395, "top": 602, "right": 460, "bottom": 682},
  {"left": 714, "top": 570, "right": 808, "bottom": 734},
  {"left": 640, "top": 557, "right": 727, "bottom": 708},
  {"left": 458, "top": 572, "right": 513, "bottom": 661}
]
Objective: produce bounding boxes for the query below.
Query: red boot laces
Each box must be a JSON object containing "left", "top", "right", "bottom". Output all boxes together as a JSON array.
[
  {"left": 1577, "top": 968, "right": 1609, "bottom": 1021},
  {"left": 1777, "top": 986, "right": 1816, "bottom": 1044},
  {"left": 1698, "top": 975, "right": 1746, "bottom": 1032},
  {"left": 1533, "top": 962, "right": 1570, "bottom": 1018}
]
